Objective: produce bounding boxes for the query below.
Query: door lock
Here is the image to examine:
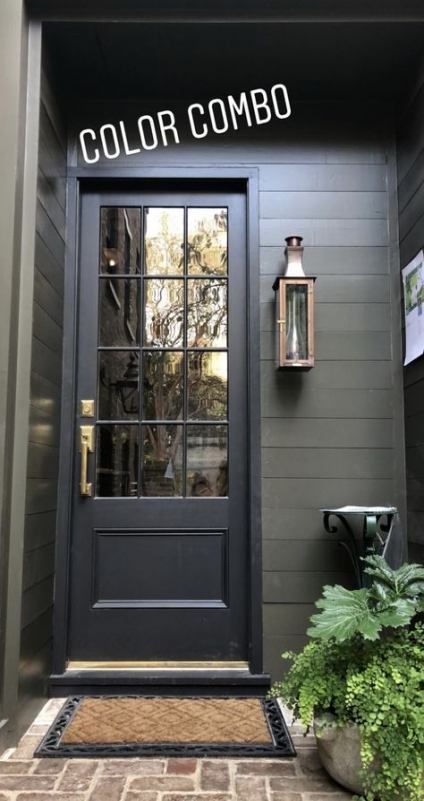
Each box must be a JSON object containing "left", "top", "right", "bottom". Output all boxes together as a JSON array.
[
  {"left": 80, "top": 399, "right": 95, "bottom": 417},
  {"left": 80, "top": 425, "right": 94, "bottom": 497}
]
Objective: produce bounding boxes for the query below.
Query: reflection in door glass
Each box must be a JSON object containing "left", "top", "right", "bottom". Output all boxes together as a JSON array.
[
  {"left": 98, "top": 351, "right": 139, "bottom": 420},
  {"left": 99, "top": 279, "right": 140, "bottom": 346},
  {"left": 94, "top": 204, "right": 231, "bottom": 498},
  {"left": 144, "top": 208, "right": 184, "bottom": 275},
  {"left": 142, "top": 424, "right": 183, "bottom": 496},
  {"left": 96, "top": 425, "right": 139, "bottom": 497},
  {"left": 188, "top": 352, "right": 227, "bottom": 420},
  {"left": 187, "top": 279, "right": 227, "bottom": 347},
  {"left": 188, "top": 208, "right": 228, "bottom": 275},
  {"left": 100, "top": 208, "right": 141, "bottom": 274},
  {"left": 144, "top": 279, "right": 184, "bottom": 347},
  {"left": 143, "top": 351, "right": 184, "bottom": 420},
  {"left": 186, "top": 425, "right": 228, "bottom": 497}
]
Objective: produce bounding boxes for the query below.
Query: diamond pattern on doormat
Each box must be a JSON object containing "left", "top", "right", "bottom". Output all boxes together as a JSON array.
[{"left": 35, "top": 696, "right": 295, "bottom": 758}]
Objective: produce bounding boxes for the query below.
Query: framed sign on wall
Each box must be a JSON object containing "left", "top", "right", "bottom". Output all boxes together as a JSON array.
[{"left": 402, "top": 249, "right": 424, "bottom": 366}]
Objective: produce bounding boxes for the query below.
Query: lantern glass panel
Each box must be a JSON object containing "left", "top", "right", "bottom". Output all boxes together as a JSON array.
[{"left": 285, "top": 283, "right": 308, "bottom": 361}]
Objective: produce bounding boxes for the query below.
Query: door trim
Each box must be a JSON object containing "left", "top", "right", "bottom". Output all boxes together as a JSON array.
[{"left": 52, "top": 167, "right": 262, "bottom": 677}]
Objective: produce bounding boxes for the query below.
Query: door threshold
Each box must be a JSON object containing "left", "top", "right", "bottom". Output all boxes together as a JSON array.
[
  {"left": 67, "top": 661, "right": 249, "bottom": 671},
  {"left": 50, "top": 666, "right": 271, "bottom": 697}
]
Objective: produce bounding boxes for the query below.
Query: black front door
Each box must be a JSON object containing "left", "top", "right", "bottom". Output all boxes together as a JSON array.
[{"left": 67, "top": 184, "right": 248, "bottom": 663}]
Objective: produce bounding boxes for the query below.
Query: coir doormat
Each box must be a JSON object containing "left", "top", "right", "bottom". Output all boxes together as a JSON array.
[{"left": 35, "top": 696, "right": 295, "bottom": 758}]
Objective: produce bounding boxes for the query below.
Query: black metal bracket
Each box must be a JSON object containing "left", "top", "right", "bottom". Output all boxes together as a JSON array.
[{"left": 322, "top": 508, "right": 398, "bottom": 587}]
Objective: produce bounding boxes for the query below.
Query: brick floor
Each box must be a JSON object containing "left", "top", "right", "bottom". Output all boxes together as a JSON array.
[{"left": 0, "top": 699, "right": 353, "bottom": 800}]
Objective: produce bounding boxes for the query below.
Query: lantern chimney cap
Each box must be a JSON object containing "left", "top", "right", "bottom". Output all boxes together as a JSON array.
[
  {"left": 285, "top": 235, "right": 303, "bottom": 248},
  {"left": 284, "top": 234, "right": 305, "bottom": 277}
]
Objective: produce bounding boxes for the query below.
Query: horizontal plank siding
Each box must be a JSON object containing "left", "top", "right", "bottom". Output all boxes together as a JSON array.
[
  {"left": 24, "top": 511, "right": 57, "bottom": 552},
  {"left": 27, "top": 443, "right": 60, "bottom": 480},
  {"left": 262, "top": 331, "right": 391, "bottom": 361},
  {"left": 35, "top": 232, "right": 65, "bottom": 296},
  {"left": 263, "top": 604, "right": 316, "bottom": 634},
  {"left": 264, "top": 635, "right": 309, "bottom": 680},
  {"left": 20, "top": 608, "right": 54, "bottom": 665},
  {"left": 260, "top": 245, "right": 389, "bottom": 275},
  {"left": 20, "top": 577, "right": 55, "bottom": 631},
  {"left": 264, "top": 571, "right": 354, "bottom": 604},
  {"left": 397, "top": 66, "right": 424, "bottom": 563},
  {"left": 262, "top": 417, "right": 393, "bottom": 449},
  {"left": 251, "top": 106, "right": 395, "bottom": 675},
  {"left": 262, "top": 478, "right": 394, "bottom": 510},
  {"left": 261, "top": 361, "right": 393, "bottom": 390},
  {"left": 261, "top": 274, "right": 390, "bottom": 303},
  {"left": 261, "top": 302, "right": 391, "bottom": 333},
  {"left": 259, "top": 163, "right": 387, "bottom": 192},
  {"left": 33, "top": 269, "right": 64, "bottom": 327},
  {"left": 260, "top": 217, "right": 388, "bottom": 247},
  {"left": 22, "top": 545, "right": 56, "bottom": 592},
  {"left": 30, "top": 338, "right": 62, "bottom": 387},
  {"left": 28, "top": 403, "right": 61, "bottom": 448},
  {"left": 263, "top": 540, "right": 353, "bottom": 572},
  {"left": 261, "top": 507, "right": 366, "bottom": 541},
  {"left": 262, "top": 448, "right": 393, "bottom": 479},
  {"left": 64, "top": 96, "right": 400, "bottom": 680},
  {"left": 21, "top": 58, "right": 66, "bottom": 703},
  {"left": 261, "top": 388, "right": 393, "bottom": 419}
]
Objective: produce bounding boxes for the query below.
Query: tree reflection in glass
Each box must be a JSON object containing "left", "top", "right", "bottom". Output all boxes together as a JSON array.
[
  {"left": 188, "top": 208, "right": 227, "bottom": 275},
  {"left": 187, "top": 279, "right": 227, "bottom": 347},
  {"left": 144, "top": 208, "right": 184, "bottom": 275},
  {"left": 144, "top": 279, "right": 184, "bottom": 347},
  {"left": 187, "top": 425, "right": 228, "bottom": 497},
  {"left": 96, "top": 206, "right": 231, "bottom": 497},
  {"left": 188, "top": 352, "right": 227, "bottom": 421},
  {"left": 143, "top": 351, "right": 184, "bottom": 420},
  {"left": 142, "top": 424, "right": 183, "bottom": 496}
]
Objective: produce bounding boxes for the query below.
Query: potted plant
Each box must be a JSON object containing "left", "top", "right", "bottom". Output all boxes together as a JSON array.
[{"left": 270, "top": 556, "right": 424, "bottom": 801}]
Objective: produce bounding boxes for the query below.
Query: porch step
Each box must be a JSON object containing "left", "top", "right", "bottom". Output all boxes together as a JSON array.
[{"left": 49, "top": 669, "right": 271, "bottom": 697}]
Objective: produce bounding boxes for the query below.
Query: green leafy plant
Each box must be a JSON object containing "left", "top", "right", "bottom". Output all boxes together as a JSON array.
[
  {"left": 307, "top": 556, "right": 424, "bottom": 642},
  {"left": 270, "top": 557, "right": 424, "bottom": 801}
]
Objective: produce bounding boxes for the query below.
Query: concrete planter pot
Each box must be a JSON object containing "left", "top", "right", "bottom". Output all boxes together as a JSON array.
[{"left": 314, "top": 716, "right": 364, "bottom": 795}]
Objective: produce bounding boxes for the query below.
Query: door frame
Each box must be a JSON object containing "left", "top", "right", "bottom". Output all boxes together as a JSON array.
[{"left": 52, "top": 166, "right": 262, "bottom": 676}]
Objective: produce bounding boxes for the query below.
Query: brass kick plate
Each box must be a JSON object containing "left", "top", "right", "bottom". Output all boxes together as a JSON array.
[{"left": 80, "top": 399, "right": 94, "bottom": 417}]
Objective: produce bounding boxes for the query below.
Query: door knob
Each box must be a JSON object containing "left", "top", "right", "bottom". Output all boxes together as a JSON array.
[{"left": 80, "top": 425, "right": 94, "bottom": 496}]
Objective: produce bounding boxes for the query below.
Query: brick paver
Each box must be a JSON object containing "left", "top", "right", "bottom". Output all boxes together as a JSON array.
[
  {"left": 200, "top": 761, "right": 230, "bottom": 791},
  {"left": 0, "top": 699, "right": 353, "bottom": 800}
]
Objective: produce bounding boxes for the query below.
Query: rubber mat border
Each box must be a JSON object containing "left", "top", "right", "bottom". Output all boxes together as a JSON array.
[{"left": 34, "top": 695, "right": 296, "bottom": 758}]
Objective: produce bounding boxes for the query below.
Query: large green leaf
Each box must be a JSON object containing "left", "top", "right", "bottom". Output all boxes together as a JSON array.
[
  {"left": 307, "top": 585, "right": 382, "bottom": 642},
  {"left": 377, "top": 598, "right": 417, "bottom": 628},
  {"left": 363, "top": 556, "right": 424, "bottom": 598}
]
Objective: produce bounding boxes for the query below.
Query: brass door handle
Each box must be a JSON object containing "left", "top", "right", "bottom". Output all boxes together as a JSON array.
[{"left": 80, "top": 425, "right": 94, "bottom": 496}]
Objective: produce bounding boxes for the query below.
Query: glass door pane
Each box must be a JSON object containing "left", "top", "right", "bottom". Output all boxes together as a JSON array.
[{"left": 95, "top": 205, "right": 229, "bottom": 497}]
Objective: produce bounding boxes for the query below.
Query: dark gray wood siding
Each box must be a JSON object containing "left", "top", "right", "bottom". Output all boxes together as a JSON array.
[
  {"left": 258, "top": 120, "right": 397, "bottom": 674},
  {"left": 20, "top": 58, "right": 66, "bottom": 701},
  {"left": 69, "top": 101, "right": 403, "bottom": 678},
  {"left": 397, "top": 68, "right": 424, "bottom": 565}
]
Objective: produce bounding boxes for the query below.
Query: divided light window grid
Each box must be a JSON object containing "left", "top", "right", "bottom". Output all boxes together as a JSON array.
[{"left": 96, "top": 206, "right": 229, "bottom": 499}]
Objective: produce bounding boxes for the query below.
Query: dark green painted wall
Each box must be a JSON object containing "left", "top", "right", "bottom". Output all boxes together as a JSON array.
[{"left": 397, "top": 62, "right": 424, "bottom": 565}]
